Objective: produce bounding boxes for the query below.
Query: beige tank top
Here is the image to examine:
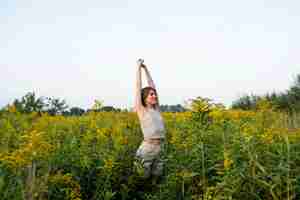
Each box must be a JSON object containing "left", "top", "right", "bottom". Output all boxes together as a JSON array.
[{"left": 139, "top": 108, "right": 165, "bottom": 139}]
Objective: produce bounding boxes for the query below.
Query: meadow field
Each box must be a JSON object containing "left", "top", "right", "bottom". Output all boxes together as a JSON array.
[{"left": 0, "top": 101, "right": 300, "bottom": 200}]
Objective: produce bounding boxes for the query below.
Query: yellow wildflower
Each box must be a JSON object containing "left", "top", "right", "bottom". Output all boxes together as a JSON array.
[{"left": 103, "top": 158, "right": 115, "bottom": 171}]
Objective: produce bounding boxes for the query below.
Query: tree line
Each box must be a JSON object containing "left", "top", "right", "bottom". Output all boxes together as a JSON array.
[
  {"left": 0, "top": 92, "right": 187, "bottom": 116},
  {"left": 232, "top": 74, "right": 300, "bottom": 113}
]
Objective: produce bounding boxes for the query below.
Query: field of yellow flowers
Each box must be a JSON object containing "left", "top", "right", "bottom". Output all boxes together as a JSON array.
[{"left": 0, "top": 103, "right": 300, "bottom": 200}]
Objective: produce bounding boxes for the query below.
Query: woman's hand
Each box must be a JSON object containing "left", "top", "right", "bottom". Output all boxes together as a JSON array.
[{"left": 137, "top": 59, "right": 146, "bottom": 68}]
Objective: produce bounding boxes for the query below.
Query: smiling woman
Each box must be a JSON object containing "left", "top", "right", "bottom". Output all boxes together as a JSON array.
[{"left": 134, "top": 59, "right": 166, "bottom": 180}]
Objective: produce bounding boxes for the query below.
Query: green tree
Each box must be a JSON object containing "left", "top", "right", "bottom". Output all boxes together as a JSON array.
[
  {"left": 287, "top": 74, "right": 300, "bottom": 112},
  {"left": 100, "top": 106, "right": 120, "bottom": 112},
  {"left": 231, "top": 74, "right": 300, "bottom": 113},
  {"left": 160, "top": 104, "right": 186, "bottom": 112},
  {"left": 12, "top": 92, "right": 45, "bottom": 113},
  {"left": 45, "top": 97, "right": 68, "bottom": 116},
  {"left": 64, "top": 107, "right": 85, "bottom": 116},
  {"left": 231, "top": 94, "right": 261, "bottom": 110}
]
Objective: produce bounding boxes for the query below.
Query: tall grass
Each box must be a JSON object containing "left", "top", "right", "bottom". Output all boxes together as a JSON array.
[{"left": 0, "top": 107, "right": 299, "bottom": 200}]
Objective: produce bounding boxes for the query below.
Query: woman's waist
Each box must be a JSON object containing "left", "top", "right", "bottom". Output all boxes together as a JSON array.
[
  {"left": 143, "top": 130, "right": 165, "bottom": 143},
  {"left": 143, "top": 137, "right": 165, "bottom": 145},
  {"left": 143, "top": 129, "right": 165, "bottom": 138}
]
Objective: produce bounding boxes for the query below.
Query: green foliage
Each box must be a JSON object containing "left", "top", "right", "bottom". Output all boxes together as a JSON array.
[
  {"left": 232, "top": 74, "right": 300, "bottom": 114},
  {"left": 45, "top": 97, "right": 68, "bottom": 116},
  {"left": 7, "top": 92, "right": 68, "bottom": 116},
  {"left": 0, "top": 109, "right": 300, "bottom": 199},
  {"left": 232, "top": 94, "right": 261, "bottom": 110},
  {"left": 159, "top": 104, "right": 187, "bottom": 112},
  {"left": 13, "top": 92, "right": 45, "bottom": 113}
]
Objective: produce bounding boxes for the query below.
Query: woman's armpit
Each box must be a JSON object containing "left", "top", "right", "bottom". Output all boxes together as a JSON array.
[{"left": 136, "top": 106, "right": 146, "bottom": 118}]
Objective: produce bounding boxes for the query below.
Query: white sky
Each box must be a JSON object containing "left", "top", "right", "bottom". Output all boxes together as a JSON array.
[{"left": 0, "top": 0, "right": 299, "bottom": 109}]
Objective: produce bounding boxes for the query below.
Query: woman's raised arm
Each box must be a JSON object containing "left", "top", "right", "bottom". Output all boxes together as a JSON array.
[
  {"left": 142, "top": 63, "right": 161, "bottom": 109},
  {"left": 134, "top": 60, "right": 143, "bottom": 112},
  {"left": 143, "top": 65, "right": 156, "bottom": 89}
]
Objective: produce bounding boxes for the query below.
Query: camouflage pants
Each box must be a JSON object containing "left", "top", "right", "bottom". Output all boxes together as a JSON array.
[{"left": 135, "top": 140, "right": 165, "bottom": 178}]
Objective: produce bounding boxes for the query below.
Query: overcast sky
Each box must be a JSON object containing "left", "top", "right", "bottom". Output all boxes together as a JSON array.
[{"left": 1, "top": 0, "right": 299, "bottom": 109}]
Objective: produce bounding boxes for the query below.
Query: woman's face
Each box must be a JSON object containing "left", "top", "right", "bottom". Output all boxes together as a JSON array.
[{"left": 146, "top": 90, "right": 157, "bottom": 106}]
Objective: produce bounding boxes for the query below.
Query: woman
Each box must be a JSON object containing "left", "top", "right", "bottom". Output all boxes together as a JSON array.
[{"left": 134, "top": 59, "right": 166, "bottom": 179}]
